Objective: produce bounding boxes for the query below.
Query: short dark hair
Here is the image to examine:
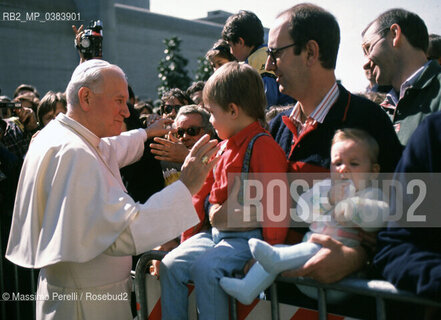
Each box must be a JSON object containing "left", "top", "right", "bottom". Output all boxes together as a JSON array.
[
  {"left": 37, "top": 91, "right": 66, "bottom": 125},
  {"left": 222, "top": 11, "right": 264, "bottom": 48},
  {"left": 428, "top": 34, "right": 441, "bottom": 60},
  {"left": 160, "top": 88, "right": 193, "bottom": 113},
  {"left": 134, "top": 100, "right": 153, "bottom": 114},
  {"left": 14, "top": 84, "right": 39, "bottom": 98},
  {"left": 128, "top": 85, "right": 135, "bottom": 101},
  {"left": 363, "top": 9, "right": 428, "bottom": 53},
  {"left": 280, "top": 4, "right": 340, "bottom": 69},
  {"left": 205, "top": 39, "right": 236, "bottom": 63},
  {"left": 124, "top": 103, "right": 142, "bottom": 130},
  {"left": 203, "top": 62, "right": 266, "bottom": 123},
  {"left": 186, "top": 81, "right": 205, "bottom": 97}
]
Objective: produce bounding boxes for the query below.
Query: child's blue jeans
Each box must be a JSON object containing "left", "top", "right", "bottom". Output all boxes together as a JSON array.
[{"left": 160, "top": 228, "right": 262, "bottom": 320}]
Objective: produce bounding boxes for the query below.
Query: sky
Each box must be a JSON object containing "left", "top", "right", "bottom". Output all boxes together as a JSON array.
[{"left": 150, "top": 0, "right": 441, "bottom": 93}]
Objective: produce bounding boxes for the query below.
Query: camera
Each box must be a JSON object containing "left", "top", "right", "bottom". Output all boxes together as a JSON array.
[
  {"left": 0, "top": 101, "right": 21, "bottom": 109},
  {"left": 76, "top": 20, "right": 103, "bottom": 60},
  {"left": 0, "top": 101, "right": 21, "bottom": 119}
]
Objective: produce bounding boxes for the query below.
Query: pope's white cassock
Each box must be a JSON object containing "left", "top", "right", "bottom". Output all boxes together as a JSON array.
[{"left": 6, "top": 113, "right": 199, "bottom": 319}]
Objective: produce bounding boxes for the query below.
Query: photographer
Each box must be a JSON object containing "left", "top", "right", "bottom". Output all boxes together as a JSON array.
[
  {"left": 72, "top": 20, "right": 103, "bottom": 63},
  {"left": 1, "top": 96, "right": 38, "bottom": 159}
]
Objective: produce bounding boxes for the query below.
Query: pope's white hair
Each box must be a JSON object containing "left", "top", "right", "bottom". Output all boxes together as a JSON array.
[{"left": 66, "top": 59, "right": 126, "bottom": 108}]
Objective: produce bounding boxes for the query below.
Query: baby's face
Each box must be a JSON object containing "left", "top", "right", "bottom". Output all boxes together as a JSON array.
[{"left": 330, "top": 139, "right": 379, "bottom": 190}]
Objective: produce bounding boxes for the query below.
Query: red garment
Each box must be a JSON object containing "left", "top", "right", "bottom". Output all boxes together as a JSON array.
[{"left": 209, "top": 121, "right": 289, "bottom": 245}]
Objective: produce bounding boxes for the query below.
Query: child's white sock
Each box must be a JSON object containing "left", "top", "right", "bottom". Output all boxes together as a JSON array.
[
  {"left": 249, "top": 238, "right": 321, "bottom": 274},
  {"left": 219, "top": 262, "right": 276, "bottom": 305}
]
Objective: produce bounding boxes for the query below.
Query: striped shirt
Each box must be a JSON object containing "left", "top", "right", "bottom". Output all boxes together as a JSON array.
[{"left": 289, "top": 82, "right": 339, "bottom": 135}]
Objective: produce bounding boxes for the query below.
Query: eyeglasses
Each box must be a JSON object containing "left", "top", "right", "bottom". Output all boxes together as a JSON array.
[
  {"left": 362, "top": 27, "right": 390, "bottom": 57},
  {"left": 176, "top": 126, "right": 204, "bottom": 138},
  {"left": 266, "top": 43, "right": 296, "bottom": 62},
  {"left": 163, "top": 104, "right": 182, "bottom": 114}
]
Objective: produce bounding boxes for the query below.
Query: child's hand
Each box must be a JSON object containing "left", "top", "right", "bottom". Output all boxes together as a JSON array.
[
  {"left": 208, "top": 176, "right": 260, "bottom": 231},
  {"left": 149, "top": 239, "right": 179, "bottom": 278}
]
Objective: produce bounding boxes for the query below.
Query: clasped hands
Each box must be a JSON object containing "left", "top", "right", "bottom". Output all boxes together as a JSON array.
[{"left": 209, "top": 176, "right": 261, "bottom": 231}]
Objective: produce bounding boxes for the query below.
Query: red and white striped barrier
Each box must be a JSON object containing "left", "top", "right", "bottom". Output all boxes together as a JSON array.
[{"left": 141, "top": 275, "right": 358, "bottom": 320}]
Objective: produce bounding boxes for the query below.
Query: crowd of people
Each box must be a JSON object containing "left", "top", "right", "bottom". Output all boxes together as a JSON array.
[{"left": 1, "top": 3, "right": 441, "bottom": 320}]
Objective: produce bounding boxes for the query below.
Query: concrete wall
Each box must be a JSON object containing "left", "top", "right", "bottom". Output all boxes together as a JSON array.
[{"left": 0, "top": 0, "right": 223, "bottom": 101}]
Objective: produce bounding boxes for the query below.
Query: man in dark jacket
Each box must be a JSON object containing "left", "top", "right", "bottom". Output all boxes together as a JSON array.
[
  {"left": 374, "top": 112, "right": 441, "bottom": 300},
  {"left": 265, "top": 3, "right": 402, "bottom": 283},
  {"left": 362, "top": 9, "right": 441, "bottom": 146}
]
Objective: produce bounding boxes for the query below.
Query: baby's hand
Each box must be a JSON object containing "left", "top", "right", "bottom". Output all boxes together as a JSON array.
[
  {"left": 333, "top": 199, "right": 356, "bottom": 226},
  {"left": 328, "top": 180, "right": 355, "bottom": 205}
]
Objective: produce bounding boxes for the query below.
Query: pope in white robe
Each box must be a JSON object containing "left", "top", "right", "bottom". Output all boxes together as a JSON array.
[{"left": 5, "top": 60, "right": 217, "bottom": 320}]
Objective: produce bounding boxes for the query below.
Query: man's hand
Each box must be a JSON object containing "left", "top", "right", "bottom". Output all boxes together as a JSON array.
[
  {"left": 179, "top": 134, "right": 220, "bottom": 195},
  {"left": 72, "top": 25, "right": 86, "bottom": 63},
  {"left": 16, "top": 107, "right": 38, "bottom": 131},
  {"left": 145, "top": 118, "right": 174, "bottom": 139},
  {"left": 141, "top": 113, "right": 161, "bottom": 128},
  {"left": 209, "top": 176, "right": 260, "bottom": 231},
  {"left": 281, "top": 234, "right": 367, "bottom": 283},
  {"left": 150, "top": 136, "right": 189, "bottom": 163}
]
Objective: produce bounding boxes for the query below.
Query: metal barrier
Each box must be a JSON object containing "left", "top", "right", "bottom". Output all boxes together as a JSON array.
[
  {"left": 271, "top": 276, "right": 441, "bottom": 320},
  {"left": 134, "top": 250, "right": 441, "bottom": 320},
  {"left": 134, "top": 250, "right": 168, "bottom": 320}
]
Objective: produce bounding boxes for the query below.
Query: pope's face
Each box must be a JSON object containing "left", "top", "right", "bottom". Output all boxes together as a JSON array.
[{"left": 89, "top": 69, "right": 129, "bottom": 137}]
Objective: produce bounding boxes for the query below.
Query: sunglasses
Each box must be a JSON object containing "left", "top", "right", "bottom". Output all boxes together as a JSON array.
[
  {"left": 176, "top": 126, "right": 203, "bottom": 138},
  {"left": 163, "top": 104, "right": 182, "bottom": 114}
]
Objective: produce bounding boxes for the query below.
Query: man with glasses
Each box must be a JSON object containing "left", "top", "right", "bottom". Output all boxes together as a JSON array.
[
  {"left": 362, "top": 8, "right": 441, "bottom": 146},
  {"left": 222, "top": 10, "right": 293, "bottom": 108},
  {"left": 150, "top": 105, "right": 215, "bottom": 164},
  {"left": 148, "top": 105, "right": 216, "bottom": 277},
  {"left": 265, "top": 3, "right": 402, "bottom": 284}
]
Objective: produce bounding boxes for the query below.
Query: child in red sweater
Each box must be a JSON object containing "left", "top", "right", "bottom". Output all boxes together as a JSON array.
[{"left": 160, "top": 62, "right": 289, "bottom": 320}]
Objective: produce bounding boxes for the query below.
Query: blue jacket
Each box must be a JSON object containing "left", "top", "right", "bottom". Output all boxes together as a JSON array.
[
  {"left": 246, "top": 44, "right": 294, "bottom": 108},
  {"left": 374, "top": 112, "right": 441, "bottom": 299}
]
